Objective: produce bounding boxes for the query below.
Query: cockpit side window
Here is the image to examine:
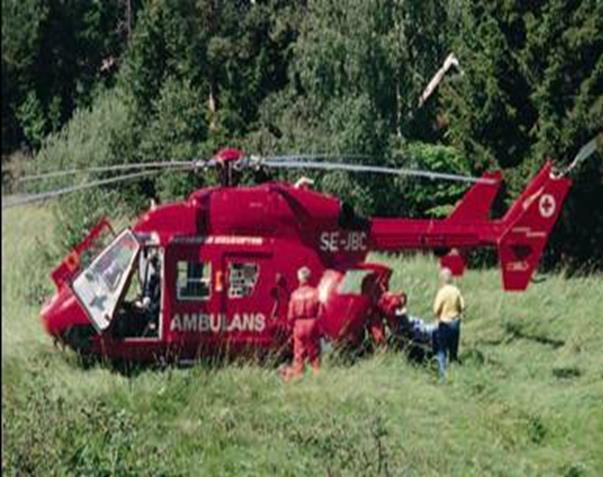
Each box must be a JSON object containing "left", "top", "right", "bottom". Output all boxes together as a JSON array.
[
  {"left": 177, "top": 260, "right": 211, "bottom": 300},
  {"left": 228, "top": 262, "right": 259, "bottom": 298}
]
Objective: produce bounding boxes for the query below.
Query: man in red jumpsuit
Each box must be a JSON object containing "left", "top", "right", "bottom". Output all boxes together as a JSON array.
[{"left": 281, "top": 266, "right": 322, "bottom": 381}]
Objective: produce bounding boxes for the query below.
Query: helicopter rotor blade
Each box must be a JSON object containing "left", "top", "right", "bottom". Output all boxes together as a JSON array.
[
  {"left": 259, "top": 159, "right": 497, "bottom": 185},
  {"left": 2, "top": 166, "right": 194, "bottom": 210},
  {"left": 561, "top": 135, "right": 601, "bottom": 176},
  {"left": 263, "top": 153, "right": 374, "bottom": 162},
  {"left": 15, "top": 160, "right": 196, "bottom": 183}
]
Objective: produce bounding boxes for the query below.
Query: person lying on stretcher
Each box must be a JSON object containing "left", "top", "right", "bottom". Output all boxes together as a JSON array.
[{"left": 371, "top": 291, "right": 438, "bottom": 350}]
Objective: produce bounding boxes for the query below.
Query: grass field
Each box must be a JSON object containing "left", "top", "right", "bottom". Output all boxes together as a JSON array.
[{"left": 2, "top": 206, "right": 603, "bottom": 476}]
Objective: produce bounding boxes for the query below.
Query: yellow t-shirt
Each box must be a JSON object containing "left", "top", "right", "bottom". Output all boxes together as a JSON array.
[{"left": 433, "top": 284, "right": 465, "bottom": 322}]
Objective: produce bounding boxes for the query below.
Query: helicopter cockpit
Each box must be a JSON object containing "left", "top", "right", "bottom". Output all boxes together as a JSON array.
[
  {"left": 71, "top": 229, "right": 162, "bottom": 339},
  {"left": 113, "top": 244, "right": 163, "bottom": 339}
]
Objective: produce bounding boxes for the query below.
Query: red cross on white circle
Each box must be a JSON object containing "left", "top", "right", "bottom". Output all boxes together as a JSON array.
[{"left": 538, "top": 194, "right": 556, "bottom": 218}]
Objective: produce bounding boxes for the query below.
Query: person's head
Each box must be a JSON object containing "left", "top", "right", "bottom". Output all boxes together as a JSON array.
[
  {"left": 378, "top": 291, "right": 407, "bottom": 316},
  {"left": 439, "top": 267, "right": 453, "bottom": 285},
  {"left": 297, "top": 266, "right": 311, "bottom": 285},
  {"left": 394, "top": 293, "right": 408, "bottom": 317}
]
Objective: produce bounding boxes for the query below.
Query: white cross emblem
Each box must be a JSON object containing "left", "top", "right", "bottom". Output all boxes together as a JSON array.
[{"left": 538, "top": 194, "right": 556, "bottom": 218}]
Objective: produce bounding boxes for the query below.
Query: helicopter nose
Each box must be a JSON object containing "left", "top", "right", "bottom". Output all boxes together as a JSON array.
[
  {"left": 40, "top": 293, "right": 61, "bottom": 337},
  {"left": 40, "top": 288, "right": 90, "bottom": 340}
]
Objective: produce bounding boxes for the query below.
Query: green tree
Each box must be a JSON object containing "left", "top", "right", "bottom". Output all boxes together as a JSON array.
[
  {"left": 1, "top": 0, "right": 48, "bottom": 151},
  {"left": 16, "top": 91, "right": 47, "bottom": 149},
  {"left": 120, "top": 0, "right": 299, "bottom": 141},
  {"left": 440, "top": 0, "right": 536, "bottom": 172},
  {"left": 2, "top": 0, "right": 127, "bottom": 152},
  {"left": 441, "top": 0, "right": 603, "bottom": 268},
  {"left": 522, "top": 0, "right": 603, "bottom": 269},
  {"left": 138, "top": 77, "right": 210, "bottom": 202},
  {"left": 255, "top": 0, "right": 458, "bottom": 214}
]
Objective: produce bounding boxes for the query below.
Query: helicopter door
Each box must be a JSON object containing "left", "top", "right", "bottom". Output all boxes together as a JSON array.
[
  {"left": 221, "top": 254, "right": 271, "bottom": 339},
  {"left": 71, "top": 229, "right": 141, "bottom": 332}
]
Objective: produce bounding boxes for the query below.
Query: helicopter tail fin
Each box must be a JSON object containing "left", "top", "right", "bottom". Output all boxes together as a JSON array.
[
  {"left": 447, "top": 170, "right": 502, "bottom": 222},
  {"left": 497, "top": 162, "right": 572, "bottom": 291},
  {"left": 439, "top": 170, "right": 502, "bottom": 276}
]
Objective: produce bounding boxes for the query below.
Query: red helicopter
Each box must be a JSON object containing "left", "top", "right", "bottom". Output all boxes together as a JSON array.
[{"left": 4, "top": 143, "right": 588, "bottom": 364}]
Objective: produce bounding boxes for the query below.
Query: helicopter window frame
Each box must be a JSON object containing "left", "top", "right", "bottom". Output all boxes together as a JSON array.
[
  {"left": 227, "top": 261, "right": 260, "bottom": 299},
  {"left": 176, "top": 260, "right": 212, "bottom": 301}
]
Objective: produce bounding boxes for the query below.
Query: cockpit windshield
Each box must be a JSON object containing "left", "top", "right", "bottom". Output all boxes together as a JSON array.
[
  {"left": 79, "top": 224, "right": 115, "bottom": 271},
  {"left": 72, "top": 230, "right": 140, "bottom": 332},
  {"left": 92, "top": 234, "right": 138, "bottom": 291}
]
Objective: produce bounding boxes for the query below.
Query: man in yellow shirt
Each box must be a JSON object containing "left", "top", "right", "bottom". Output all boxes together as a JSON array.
[{"left": 433, "top": 267, "right": 465, "bottom": 380}]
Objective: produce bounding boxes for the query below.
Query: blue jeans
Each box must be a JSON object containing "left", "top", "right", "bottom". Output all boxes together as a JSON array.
[{"left": 434, "top": 319, "right": 461, "bottom": 378}]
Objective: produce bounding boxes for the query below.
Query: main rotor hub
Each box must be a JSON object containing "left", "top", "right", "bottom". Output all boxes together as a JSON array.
[
  {"left": 213, "top": 148, "right": 245, "bottom": 164},
  {"left": 212, "top": 148, "right": 246, "bottom": 186}
]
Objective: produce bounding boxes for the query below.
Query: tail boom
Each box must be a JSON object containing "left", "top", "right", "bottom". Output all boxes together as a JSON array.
[{"left": 367, "top": 162, "right": 571, "bottom": 291}]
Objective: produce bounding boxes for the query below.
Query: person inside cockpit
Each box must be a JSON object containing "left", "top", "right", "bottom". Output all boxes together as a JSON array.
[{"left": 134, "top": 248, "right": 161, "bottom": 336}]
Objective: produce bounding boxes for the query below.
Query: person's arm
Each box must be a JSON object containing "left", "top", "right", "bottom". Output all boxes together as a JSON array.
[
  {"left": 287, "top": 294, "right": 295, "bottom": 323},
  {"left": 433, "top": 289, "right": 443, "bottom": 319},
  {"left": 458, "top": 290, "right": 466, "bottom": 314}
]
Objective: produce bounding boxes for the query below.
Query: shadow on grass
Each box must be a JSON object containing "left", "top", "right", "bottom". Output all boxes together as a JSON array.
[
  {"left": 552, "top": 366, "right": 581, "bottom": 380},
  {"left": 488, "top": 321, "right": 567, "bottom": 349}
]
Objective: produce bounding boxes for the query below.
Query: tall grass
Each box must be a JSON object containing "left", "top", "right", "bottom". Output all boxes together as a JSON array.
[{"left": 2, "top": 206, "right": 602, "bottom": 476}]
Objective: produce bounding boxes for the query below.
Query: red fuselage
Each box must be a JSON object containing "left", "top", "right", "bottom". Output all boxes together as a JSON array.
[{"left": 40, "top": 159, "right": 572, "bottom": 362}]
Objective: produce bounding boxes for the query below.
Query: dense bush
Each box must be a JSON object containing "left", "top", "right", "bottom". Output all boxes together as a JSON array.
[
  {"left": 34, "top": 89, "right": 128, "bottom": 174},
  {"left": 392, "top": 142, "right": 473, "bottom": 218}
]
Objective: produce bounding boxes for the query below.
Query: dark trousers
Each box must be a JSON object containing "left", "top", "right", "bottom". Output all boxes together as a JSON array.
[{"left": 434, "top": 318, "right": 461, "bottom": 378}]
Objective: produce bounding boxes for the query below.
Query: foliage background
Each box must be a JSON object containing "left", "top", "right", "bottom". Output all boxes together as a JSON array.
[
  {"left": 2, "top": 3, "right": 602, "bottom": 474},
  {"left": 2, "top": 0, "right": 602, "bottom": 267}
]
